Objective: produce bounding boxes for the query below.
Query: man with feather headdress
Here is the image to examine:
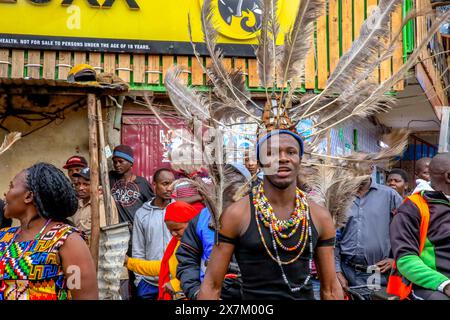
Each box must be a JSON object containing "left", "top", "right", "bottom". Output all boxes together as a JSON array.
[
  {"left": 197, "top": 130, "right": 344, "bottom": 300},
  {"left": 157, "top": 0, "right": 449, "bottom": 300}
]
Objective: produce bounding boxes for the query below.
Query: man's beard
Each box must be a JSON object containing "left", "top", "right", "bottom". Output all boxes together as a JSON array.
[{"left": 265, "top": 176, "right": 292, "bottom": 190}]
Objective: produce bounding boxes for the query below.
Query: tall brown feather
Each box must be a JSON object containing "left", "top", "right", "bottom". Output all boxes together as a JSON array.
[
  {"left": 200, "top": 0, "right": 255, "bottom": 117},
  {"left": 278, "top": 0, "right": 325, "bottom": 84},
  {"left": 304, "top": 166, "right": 369, "bottom": 228},
  {"left": 0, "top": 132, "right": 21, "bottom": 156},
  {"left": 256, "top": 0, "right": 280, "bottom": 87},
  {"left": 298, "top": 0, "right": 403, "bottom": 119}
]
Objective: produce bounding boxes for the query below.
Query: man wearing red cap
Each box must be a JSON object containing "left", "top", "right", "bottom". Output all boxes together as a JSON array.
[{"left": 63, "top": 155, "right": 88, "bottom": 184}]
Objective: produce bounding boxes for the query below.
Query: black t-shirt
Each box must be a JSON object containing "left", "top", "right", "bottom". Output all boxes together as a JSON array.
[
  {"left": 0, "top": 199, "right": 12, "bottom": 229},
  {"left": 109, "top": 171, "right": 154, "bottom": 225}
]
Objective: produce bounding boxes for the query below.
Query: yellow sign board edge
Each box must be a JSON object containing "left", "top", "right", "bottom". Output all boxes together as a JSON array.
[{"left": 0, "top": 33, "right": 256, "bottom": 57}]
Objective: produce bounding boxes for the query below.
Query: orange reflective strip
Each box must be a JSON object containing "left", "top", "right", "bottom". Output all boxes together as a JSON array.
[
  {"left": 407, "top": 194, "right": 430, "bottom": 254},
  {"left": 387, "top": 194, "right": 430, "bottom": 300}
]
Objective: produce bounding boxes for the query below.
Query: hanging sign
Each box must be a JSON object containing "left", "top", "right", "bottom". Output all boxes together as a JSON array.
[{"left": 0, "top": 0, "right": 297, "bottom": 56}]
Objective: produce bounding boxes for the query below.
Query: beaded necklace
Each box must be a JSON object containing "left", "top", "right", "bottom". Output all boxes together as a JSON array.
[
  {"left": 253, "top": 184, "right": 313, "bottom": 292},
  {"left": 255, "top": 186, "right": 308, "bottom": 252}
]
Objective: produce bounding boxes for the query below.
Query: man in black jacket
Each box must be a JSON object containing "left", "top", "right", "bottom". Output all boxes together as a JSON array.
[
  {"left": 176, "top": 207, "right": 242, "bottom": 300},
  {"left": 0, "top": 199, "right": 12, "bottom": 229},
  {"left": 176, "top": 163, "right": 250, "bottom": 300}
]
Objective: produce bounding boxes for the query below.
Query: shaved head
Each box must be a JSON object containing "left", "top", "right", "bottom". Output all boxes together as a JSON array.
[
  {"left": 429, "top": 153, "right": 450, "bottom": 195},
  {"left": 415, "top": 157, "right": 432, "bottom": 181}
]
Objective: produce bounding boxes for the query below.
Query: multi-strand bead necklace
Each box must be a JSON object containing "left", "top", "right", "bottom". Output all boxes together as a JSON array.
[{"left": 253, "top": 183, "right": 313, "bottom": 292}]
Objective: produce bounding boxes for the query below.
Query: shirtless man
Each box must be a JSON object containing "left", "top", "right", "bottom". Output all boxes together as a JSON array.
[{"left": 198, "top": 131, "right": 343, "bottom": 300}]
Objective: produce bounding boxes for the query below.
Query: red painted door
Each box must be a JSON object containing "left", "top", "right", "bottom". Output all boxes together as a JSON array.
[{"left": 121, "top": 115, "right": 187, "bottom": 183}]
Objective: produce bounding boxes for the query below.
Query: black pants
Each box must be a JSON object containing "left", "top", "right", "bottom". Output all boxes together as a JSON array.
[
  {"left": 125, "top": 239, "right": 138, "bottom": 300},
  {"left": 411, "top": 287, "right": 450, "bottom": 300}
]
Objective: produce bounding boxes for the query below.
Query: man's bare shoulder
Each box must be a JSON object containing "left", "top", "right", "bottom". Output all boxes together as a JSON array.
[
  {"left": 218, "top": 195, "right": 251, "bottom": 238},
  {"left": 308, "top": 199, "right": 331, "bottom": 219},
  {"left": 307, "top": 199, "right": 335, "bottom": 237},
  {"left": 222, "top": 195, "right": 250, "bottom": 220}
]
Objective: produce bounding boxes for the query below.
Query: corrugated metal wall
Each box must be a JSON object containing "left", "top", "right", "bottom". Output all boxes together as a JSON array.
[{"left": 121, "top": 115, "right": 187, "bottom": 182}]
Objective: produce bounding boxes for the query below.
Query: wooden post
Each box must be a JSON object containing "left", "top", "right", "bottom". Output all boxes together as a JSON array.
[
  {"left": 88, "top": 93, "right": 100, "bottom": 270},
  {"left": 97, "top": 99, "right": 114, "bottom": 226}
]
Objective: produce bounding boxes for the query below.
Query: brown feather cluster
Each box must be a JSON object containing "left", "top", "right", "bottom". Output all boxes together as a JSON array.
[
  {"left": 0, "top": 132, "right": 21, "bottom": 157},
  {"left": 159, "top": 0, "right": 447, "bottom": 229},
  {"left": 302, "top": 166, "right": 369, "bottom": 228}
]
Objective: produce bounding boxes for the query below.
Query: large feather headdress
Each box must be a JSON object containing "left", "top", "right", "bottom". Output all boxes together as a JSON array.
[{"left": 157, "top": 0, "right": 448, "bottom": 230}]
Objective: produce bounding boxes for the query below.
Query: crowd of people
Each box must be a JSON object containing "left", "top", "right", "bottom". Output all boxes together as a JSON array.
[{"left": 0, "top": 134, "right": 449, "bottom": 301}]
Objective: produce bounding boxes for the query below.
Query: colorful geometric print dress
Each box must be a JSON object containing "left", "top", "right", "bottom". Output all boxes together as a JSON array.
[{"left": 0, "top": 223, "right": 86, "bottom": 300}]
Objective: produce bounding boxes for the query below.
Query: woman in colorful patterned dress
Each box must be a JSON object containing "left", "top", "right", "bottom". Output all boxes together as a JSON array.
[{"left": 0, "top": 163, "right": 98, "bottom": 300}]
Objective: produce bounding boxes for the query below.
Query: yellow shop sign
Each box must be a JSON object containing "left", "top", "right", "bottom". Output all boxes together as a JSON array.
[{"left": 0, "top": 0, "right": 297, "bottom": 56}]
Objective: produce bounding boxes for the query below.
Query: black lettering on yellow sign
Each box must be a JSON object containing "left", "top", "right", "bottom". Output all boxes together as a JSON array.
[
  {"left": 102, "top": 0, "right": 139, "bottom": 10},
  {"left": 28, "top": 0, "right": 50, "bottom": 4},
  {"left": 60, "top": 0, "right": 101, "bottom": 7},
  {"left": 0, "top": 0, "right": 140, "bottom": 9}
]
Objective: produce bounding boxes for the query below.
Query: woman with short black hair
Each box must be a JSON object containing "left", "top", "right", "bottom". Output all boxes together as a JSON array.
[
  {"left": 0, "top": 162, "right": 98, "bottom": 300},
  {"left": 387, "top": 168, "right": 410, "bottom": 198}
]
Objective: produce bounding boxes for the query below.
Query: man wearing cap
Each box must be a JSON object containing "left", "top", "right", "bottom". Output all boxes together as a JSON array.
[
  {"left": 63, "top": 155, "right": 88, "bottom": 184},
  {"left": 198, "top": 130, "right": 343, "bottom": 300},
  {"left": 72, "top": 167, "right": 119, "bottom": 237},
  {"left": 72, "top": 167, "right": 127, "bottom": 298},
  {"left": 109, "top": 144, "right": 154, "bottom": 226}
]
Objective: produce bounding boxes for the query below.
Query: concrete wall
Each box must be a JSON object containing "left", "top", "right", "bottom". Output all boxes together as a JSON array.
[{"left": 0, "top": 107, "right": 90, "bottom": 197}]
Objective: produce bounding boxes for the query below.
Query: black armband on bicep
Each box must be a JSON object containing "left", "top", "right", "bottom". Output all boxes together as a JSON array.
[
  {"left": 317, "top": 237, "right": 336, "bottom": 247},
  {"left": 218, "top": 233, "right": 238, "bottom": 245}
]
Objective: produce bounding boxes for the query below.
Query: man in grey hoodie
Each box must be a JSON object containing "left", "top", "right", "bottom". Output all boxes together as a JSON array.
[{"left": 132, "top": 168, "right": 175, "bottom": 299}]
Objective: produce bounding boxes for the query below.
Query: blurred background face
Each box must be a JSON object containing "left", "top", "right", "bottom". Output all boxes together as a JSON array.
[
  {"left": 165, "top": 220, "right": 188, "bottom": 240},
  {"left": 4, "top": 170, "right": 30, "bottom": 219},
  {"left": 244, "top": 156, "right": 258, "bottom": 176},
  {"left": 75, "top": 177, "right": 91, "bottom": 201},
  {"left": 153, "top": 171, "right": 175, "bottom": 201},
  {"left": 67, "top": 166, "right": 84, "bottom": 183},
  {"left": 387, "top": 173, "right": 407, "bottom": 196},
  {"left": 112, "top": 157, "right": 133, "bottom": 175},
  {"left": 417, "top": 165, "right": 430, "bottom": 181}
]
